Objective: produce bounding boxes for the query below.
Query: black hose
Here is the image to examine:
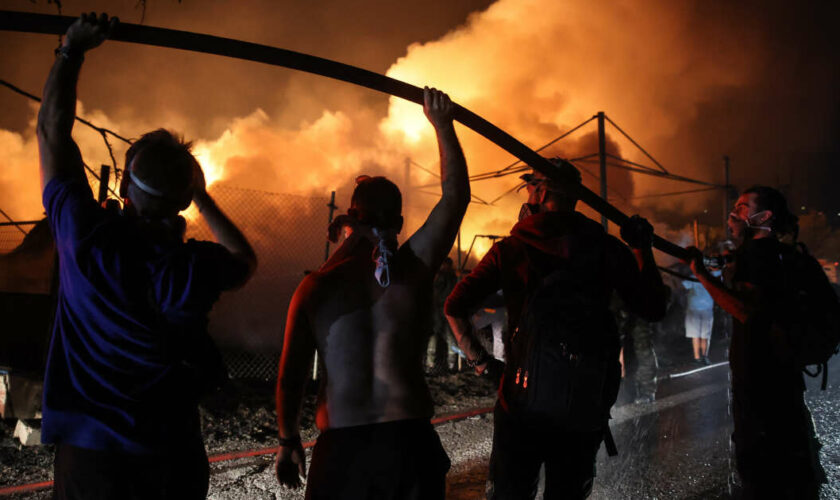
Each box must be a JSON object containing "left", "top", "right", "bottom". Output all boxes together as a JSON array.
[{"left": 0, "top": 10, "right": 688, "bottom": 259}]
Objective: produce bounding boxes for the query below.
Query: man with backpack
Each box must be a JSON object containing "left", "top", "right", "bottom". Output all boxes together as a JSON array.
[
  {"left": 445, "top": 161, "right": 667, "bottom": 499},
  {"left": 685, "top": 186, "right": 836, "bottom": 499}
]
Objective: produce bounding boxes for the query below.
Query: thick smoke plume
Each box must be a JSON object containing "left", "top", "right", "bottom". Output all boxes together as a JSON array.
[{"left": 2, "top": 0, "right": 838, "bottom": 348}]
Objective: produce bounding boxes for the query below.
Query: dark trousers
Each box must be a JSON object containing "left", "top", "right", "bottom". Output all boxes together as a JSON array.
[
  {"left": 734, "top": 431, "right": 824, "bottom": 500},
  {"left": 630, "top": 321, "right": 657, "bottom": 399},
  {"left": 487, "top": 405, "right": 603, "bottom": 500},
  {"left": 736, "top": 442, "right": 823, "bottom": 500},
  {"left": 52, "top": 440, "right": 208, "bottom": 500},
  {"left": 733, "top": 396, "right": 825, "bottom": 500},
  {"left": 305, "top": 418, "right": 450, "bottom": 500}
]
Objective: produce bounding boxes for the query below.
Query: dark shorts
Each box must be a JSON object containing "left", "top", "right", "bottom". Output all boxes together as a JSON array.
[
  {"left": 487, "top": 404, "right": 604, "bottom": 500},
  {"left": 305, "top": 418, "right": 451, "bottom": 500},
  {"left": 52, "top": 439, "right": 208, "bottom": 500}
]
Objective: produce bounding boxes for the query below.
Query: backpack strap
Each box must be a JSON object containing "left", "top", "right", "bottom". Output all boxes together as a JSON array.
[
  {"left": 603, "top": 423, "right": 618, "bottom": 457},
  {"left": 802, "top": 363, "right": 829, "bottom": 391}
]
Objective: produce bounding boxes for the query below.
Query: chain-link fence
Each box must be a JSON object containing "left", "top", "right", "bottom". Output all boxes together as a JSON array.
[
  {"left": 2, "top": 183, "right": 331, "bottom": 382},
  {"left": 186, "top": 183, "right": 331, "bottom": 381},
  {"left": 0, "top": 222, "right": 38, "bottom": 254}
]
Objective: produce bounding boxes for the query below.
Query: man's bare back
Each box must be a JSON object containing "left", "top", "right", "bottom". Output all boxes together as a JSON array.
[
  {"left": 275, "top": 88, "right": 470, "bottom": 492},
  {"left": 300, "top": 233, "right": 436, "bottom": 429}
]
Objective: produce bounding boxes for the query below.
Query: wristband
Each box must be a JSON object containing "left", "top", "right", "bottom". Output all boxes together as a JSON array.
[
  {"left": 278, "top": 435, "right": 301, "bottom": 447},
  {"left": 55, "top": 45, "right": 84, "bottom": 62},
  {"left": 467, "top": 350, "right": 491, "bottom": 369}
]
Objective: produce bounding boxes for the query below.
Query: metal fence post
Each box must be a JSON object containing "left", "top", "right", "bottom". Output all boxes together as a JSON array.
[
  {"left": 98, "top": 165, "right": 110, "bottom": 203},
  {"left": 323, "top": 191, "right": 337, "bottom": 262},
  {"left": 313, "top": 191, "right": 338, "bottom": 381},
  {"left": 723, "top": 156, "right": 731, "bottom": 238},
  {"left": 597, "top": 111, "right": 608, "bottom": 231}
]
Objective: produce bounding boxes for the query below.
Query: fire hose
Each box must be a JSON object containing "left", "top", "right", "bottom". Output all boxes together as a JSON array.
[
  {"left": 0, "top": 406, "right": 494, "bottom": 496},
  {"left": 0, "top": 10, "right": 689, "bottom": 260}
]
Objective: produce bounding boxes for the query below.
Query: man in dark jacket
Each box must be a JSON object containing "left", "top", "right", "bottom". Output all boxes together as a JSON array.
[
  {"left": 445, "top": 161, "right": 666, "bottom": 499},
  {"left": 685, "top": 186, "right": 827, "bottom": 499}
]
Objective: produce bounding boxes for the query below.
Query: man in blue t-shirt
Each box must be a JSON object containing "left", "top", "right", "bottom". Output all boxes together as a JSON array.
[{"left": 37, "top": 13, "right": 257, "bottom": 499}]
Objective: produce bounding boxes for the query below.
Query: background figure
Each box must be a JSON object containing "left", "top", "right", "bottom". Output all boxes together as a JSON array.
[
  {"left": 613, "top": 295, "right": 658, "bottom": 404},
  {"left": 428, "top": 257, "right": 458, "bottom": 373},
  {"left": 471, "top": 290, "right": 507, "bottom": 363},
  {"left": 682, "top": 271, "right": 717, "bottom": 364}
]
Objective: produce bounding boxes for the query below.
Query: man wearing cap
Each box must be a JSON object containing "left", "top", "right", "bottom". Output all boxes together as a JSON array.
[
  {"left": 37, "top": 14, "right": 256, "bottom": 499},
  {"left": 274, "top": 87, "right": 469, "bottom": 499},
  {"left": 445, "top": 162, "right": 666, "bottom": 499}
]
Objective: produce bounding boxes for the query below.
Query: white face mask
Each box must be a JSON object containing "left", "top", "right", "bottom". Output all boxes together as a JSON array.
[
  {"left": 371, "top": 227, "right": 397, "bottom": 288},
  {"left": 729, "top": 209, "right": 773, "bottom": 232}
]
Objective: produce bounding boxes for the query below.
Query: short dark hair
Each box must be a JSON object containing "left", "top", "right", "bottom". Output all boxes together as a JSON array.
[
  {"left": 350, "top": 176, "right": 402, "bottom": 228},
  {"left": 125, "top": 129, "right": 196, "bottom": 206},
  {"left": 742, "top": 185, "right": 798, "bottom": 237},
  {"left": 548, "top": 157, "right": 582, "bottom": 187}
]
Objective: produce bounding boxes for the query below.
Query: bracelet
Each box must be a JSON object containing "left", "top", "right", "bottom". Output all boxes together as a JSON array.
[
  {"left": 467, "top": 350, "right": 491, "bottom": 369},
  {"left": 54, "top": 45, "right": 84, "bottom": 62},
  {"left": 278, "top": 435, "right": 302, "bottom": 447}
]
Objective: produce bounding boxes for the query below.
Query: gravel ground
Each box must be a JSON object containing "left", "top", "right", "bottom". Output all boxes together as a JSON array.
[
  {"left": 0, "top": 372, "right": 498, "bottom": 499},
  {"left": 2, "top": 364, "right": 838, "bottom": 499}
]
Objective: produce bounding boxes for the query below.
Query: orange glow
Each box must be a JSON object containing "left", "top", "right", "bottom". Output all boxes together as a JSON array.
[
  {"left": 380, "top": 97, "right": 427, "bottom": 143},
  {"left": 193, "top": 143, "right": 226, "bottom": 189},
  {"left": 0, "top": 0, "right": 774, "bottom": 264}
]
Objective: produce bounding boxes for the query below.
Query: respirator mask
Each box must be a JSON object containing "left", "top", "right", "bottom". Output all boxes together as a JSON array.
[{"left": 729, "top": 209, "right": 773, "bottom": 233}]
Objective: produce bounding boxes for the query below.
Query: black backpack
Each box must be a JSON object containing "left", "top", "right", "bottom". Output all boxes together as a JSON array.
[
  {"left": 778, "top": 243, "right": 840, "bottom": 389},
  {"left": 501, "top": 241, "right": 621, "bottom": 444}
]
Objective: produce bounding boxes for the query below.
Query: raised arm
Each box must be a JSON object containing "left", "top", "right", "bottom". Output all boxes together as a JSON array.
[
  {"left": 406, "top": 87, "right": 470, "bottom": 271},
  {"left": 37, "top": 13, "right": 117, "bottom": 192},
  {"left": 191, "top": 164, "right": 257, "bottom": 286},
  {"left": 274, "top": 282, "right": 316, "bottom": 489}
]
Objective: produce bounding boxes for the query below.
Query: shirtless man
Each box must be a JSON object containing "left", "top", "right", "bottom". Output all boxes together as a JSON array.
[{"left": 275, "top": 87, "right": 469, "bottom": 499}]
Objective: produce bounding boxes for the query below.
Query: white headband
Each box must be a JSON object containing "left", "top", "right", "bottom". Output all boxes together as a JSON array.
[{"left": 129, "top": 170, "right": 166, "bottom": 197}]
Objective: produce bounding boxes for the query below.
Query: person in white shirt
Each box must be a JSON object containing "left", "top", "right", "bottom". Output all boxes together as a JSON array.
[{"left": 682, "top": 269, "right": 720, "bottom": 364}]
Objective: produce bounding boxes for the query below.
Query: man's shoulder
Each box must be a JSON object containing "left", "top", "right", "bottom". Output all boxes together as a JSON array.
[
  {"left": 182, "top": 238, "right": 227, "bottom": 256},
  {"left": 294, "top": 269, "right": 333, "bottom": 304},
  {"left": 734, "top": 238, "right": 785, "bottom": 278},
  {"left": 43, "top": 176, "right": 103, "bottom": 238},
  {"left": 739, "top": 237, "right": 783, "bottom": 259},
  {"left": 74, "top": 213, "right": 138, "bottom": 258},
  {"left": 43, "top": 174, "right": 92, "bottom": 203}
]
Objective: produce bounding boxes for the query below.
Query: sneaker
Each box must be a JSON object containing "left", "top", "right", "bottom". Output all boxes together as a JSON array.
[
  {"left": 693, "top": 357, "right": 704, "bottom": 365},
  {"left": 634, "top": 394, "right": 655, "bottom": 404},
  {"left": 702, "top": 356, "right": 712, "bottom": 365}
]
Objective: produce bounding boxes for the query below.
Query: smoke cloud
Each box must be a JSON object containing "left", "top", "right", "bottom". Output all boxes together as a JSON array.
[{"left": 2, "top": 0, "right": 838, "bottom": 347}]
